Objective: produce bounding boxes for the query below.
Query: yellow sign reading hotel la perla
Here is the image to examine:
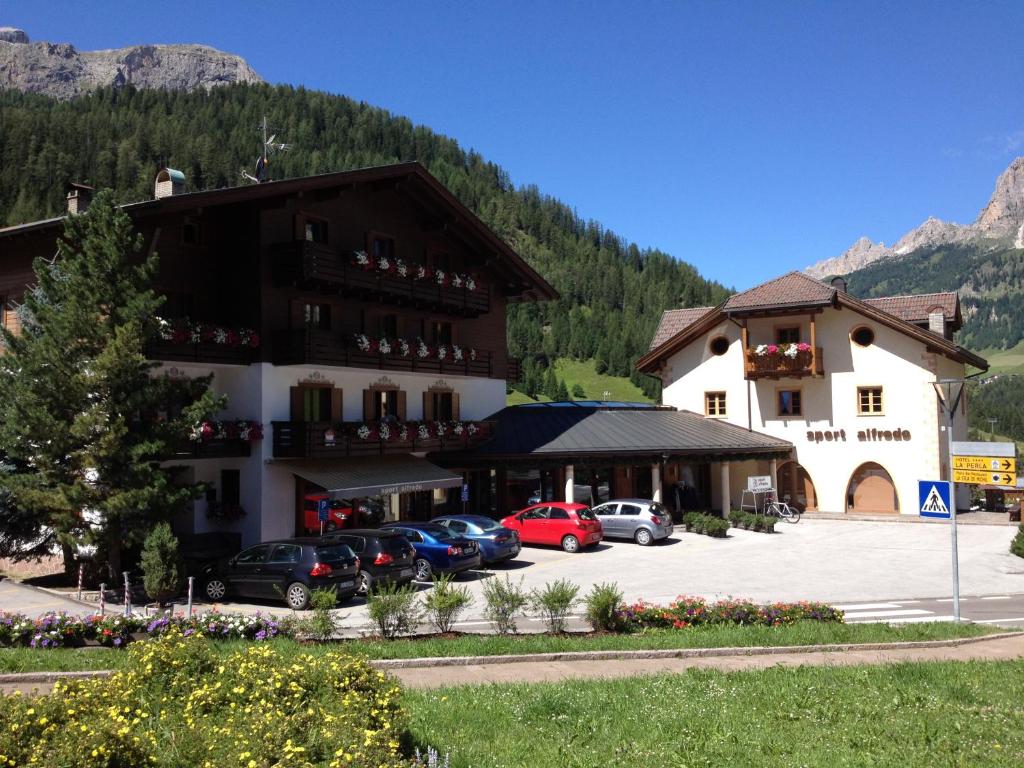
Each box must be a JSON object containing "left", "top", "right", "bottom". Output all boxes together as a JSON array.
[
  {"left": 952, "top": 455, "right": 1016, "bottom": 474},
  {"left": 951, "top": 468, "right": 1016, "bottom": 487}
]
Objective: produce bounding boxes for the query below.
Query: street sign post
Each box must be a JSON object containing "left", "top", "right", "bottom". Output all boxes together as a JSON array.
[
  {"left": 919, "top": 480, "right": 952, "bottom": 520},
  {"left": 933, "top": 380, "right": 967, "bottom": 622},
  {"left": 318, "top": 498, "right": 329, "bottom": 535},
  {"left": 951, "top": 468, "right": 1016, "bottom": 486},
  {"left": 952, "top": 455, "right": 1016, "bottom": 473},
  {"left": 950, "top": 442, "right": 1016, "bottom": 488}
]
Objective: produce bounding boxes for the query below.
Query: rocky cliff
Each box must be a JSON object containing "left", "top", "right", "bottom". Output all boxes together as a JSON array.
[
  {"left": 0, "top": 27, "right": 262, "bottom": 99},
  {"left": 806, "top": 157, "right": 1024, "bottom": 277}
]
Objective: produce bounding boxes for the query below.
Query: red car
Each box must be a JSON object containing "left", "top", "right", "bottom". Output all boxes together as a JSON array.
[
  {"left": 500, "top": 502, "right": 603, "bottom": 553},
  {"left": 302, "top": 495, "right": 354, "bottom": 534}
]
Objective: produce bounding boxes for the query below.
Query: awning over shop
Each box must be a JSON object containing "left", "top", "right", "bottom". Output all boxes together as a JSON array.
[{"left": 273, "top": 455, "right": 462, "bottom": 498}]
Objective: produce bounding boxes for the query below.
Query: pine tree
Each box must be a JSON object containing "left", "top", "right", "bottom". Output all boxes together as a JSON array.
[
  {"left": 556, "top": 379, "right": 570, "bottom": 401},
  {"left": 0, "top": 190, "right": 224, "bottom": 576},
  {"left": 542, "top": 367, "right": 559, "bottom": 400},
  {"left": 141, "top": 521, "right": 182, "bottom": 605}
]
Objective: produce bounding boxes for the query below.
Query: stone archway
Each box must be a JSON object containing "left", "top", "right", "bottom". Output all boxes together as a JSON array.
[
  {"left": 846, "top": 462, "right": 899, "bottom": 514},
  {"left": 778, "top": 460, "right": 817, "bottom": 512}
]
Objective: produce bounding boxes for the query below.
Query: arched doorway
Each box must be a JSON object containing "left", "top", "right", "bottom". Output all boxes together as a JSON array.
[
  {"left": 846, "top": 462, "right": 899, "bottom": 514},
  {"left": 778, "top": 461, "right": 817, "bottom": 512}
]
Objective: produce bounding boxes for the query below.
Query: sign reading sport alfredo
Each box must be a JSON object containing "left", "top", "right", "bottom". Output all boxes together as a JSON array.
[{"left": 806, "top": 427, "right": 912, "bottom": 444}]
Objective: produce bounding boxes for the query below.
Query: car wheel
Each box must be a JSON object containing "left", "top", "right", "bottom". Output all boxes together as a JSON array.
[
  {"left": 204, "top": 577, "right": 227, "bottom": 601},
  {"left": 635, "top": 528, "right": 654, "bottom": 546},
  {"left": 561, "top": 534, "right": 580, "bottom": 553},
  {"left": 356, "top": 570, "right": 372, "bottom": 597},
  {"left": 285, "top": 582, "right": 311, "bottom": 611},
  {"left": 414, "top": 558, "right": 434, "bottom": 582}
]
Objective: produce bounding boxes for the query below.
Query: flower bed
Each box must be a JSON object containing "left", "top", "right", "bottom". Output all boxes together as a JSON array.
[
  {"left": 0, "top": 611, "right": 288, "bottom": 649},
  {"left": 190, "top": 418, "right": 263, "bottom": 442},
  {"left": 681, "top": 512, "right": 731, "bottom": 537},
  {"left": 753, "top": 341, "right": 812, "bottom": 358},
  {"left": 157, "top": 318, "right": 260, "bottom": 348},
  {"left": 351, "top": 332, "right": 478, "bottom": 363},
  {"left": 728, "top": 510, "right": 777, "bottom": 533},
  {"left": 616, "top": 596, "right": 844, "bottom": 630},
  {"left": 0, "top": 630, "right": 409, "bottom": 767},
  {"left": 350, "top": 419, "right": 482, "bottom": 442},
  {"left": 353, "top": 249, "right": 479, "bottom": 291}
]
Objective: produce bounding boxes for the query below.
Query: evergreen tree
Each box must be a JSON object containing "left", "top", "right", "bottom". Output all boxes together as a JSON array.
[
  {"left": 556, "top": 379, "right": 570, "bottom": 401},
  {"left": 542, "top": 367, "right": 559, "bottom": 400},
  {"left": 571, "top": 383, "right": 586, "bottom": 399},
  {"left": 0, "top": 191, "right": 223, "bottom": 576},
  {"left": 141, "top": 521, "right": 182, "bottom": 605}
]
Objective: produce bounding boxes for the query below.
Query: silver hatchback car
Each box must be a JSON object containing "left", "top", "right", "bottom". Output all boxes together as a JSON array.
[{"left": 592, "top": 499, "right": 674, "bottom": 545}]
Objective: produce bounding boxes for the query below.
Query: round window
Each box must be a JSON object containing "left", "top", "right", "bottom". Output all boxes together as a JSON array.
[
  {"left": 851, "top": 326, "right": 875, "bottom": 347},
  {"left": 709, "top": 336, "right": 730, "bottom": 356}
]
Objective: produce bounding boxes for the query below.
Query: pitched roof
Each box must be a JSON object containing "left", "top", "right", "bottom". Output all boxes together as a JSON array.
[
  {"left": 723, "top": 271, "right": 836, "bottom": 312},
  {"left": 649, "top": 307, "right": 715, "bottom": 350},
  {"left": 862, "top": 293, "right": 961, "bottom": 327},
  {"left": 460, "top": 403, "right": 792, "bottom": 460},
  {"left": 0, "top": 162, "right": 558, "bottom": 302}
]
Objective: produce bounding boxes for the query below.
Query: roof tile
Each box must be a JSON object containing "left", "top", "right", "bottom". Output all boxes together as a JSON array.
[
  {"left": 723, "top": 271, "right": 835, "bottom": 311},
  {"left": 649, "top": 307, "right": 715, "bottom": 350},
  {"left": 862, "top": 293, "right": 958, "bottom": 324}
]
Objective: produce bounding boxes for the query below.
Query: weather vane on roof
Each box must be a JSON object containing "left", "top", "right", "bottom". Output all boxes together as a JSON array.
[{"left": 241, "top": 115, "right": 290, "bottom": 184}]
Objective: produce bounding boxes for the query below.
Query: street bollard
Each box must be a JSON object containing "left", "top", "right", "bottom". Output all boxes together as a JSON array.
[
  {"left": 123, "top": 571, "right": 131, "bottom": 617},
  {"left": 76, "top": 562, "right": 84, "bottom": 602},
  {"left": 99, "top": 583, "right": 106, "bottom": 615},
  {"left": 187, "top": 576, "right": 194, "bottom": 619}
]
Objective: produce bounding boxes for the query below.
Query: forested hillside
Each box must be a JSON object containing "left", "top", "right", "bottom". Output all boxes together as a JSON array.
[
  {"left": 0, "top": 85, "right": 729, "bottom": 399},
  {"left": 844, "top": 242, "right": 1024, "bottom": 350},
  {"left": 969, "top": 376, "right": 1024, "bottom": 444}
]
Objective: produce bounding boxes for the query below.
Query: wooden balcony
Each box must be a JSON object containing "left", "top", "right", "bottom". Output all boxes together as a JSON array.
[
  {"left": 148, "top": 338, "right": 256, "bottom": 366},
  {"left": 507, "top": 357, "right": 523, "bottom": 383},
  {"left": 271, "top": 420, "right": 495, "bottom": 459},
  {"left": 273, "top": 329, "right": 497, "bottom": 378},
  {"left": 272, "top": 241, "right": 491, "bottom": 316},
  {"left": 744, "top": 347, "right": 823, "bottom": 379},
  {"left": 168, "top": 437, "right": 253, "bottom": 460}
]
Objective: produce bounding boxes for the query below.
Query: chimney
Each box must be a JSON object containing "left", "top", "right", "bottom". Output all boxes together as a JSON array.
[
  {"left": 830, "top": 276, "right": 847, "bottom": 293},
  {"left": 154, "top": 168, "right": 186, "bottom": 199},
  {"left": 928, "top": 310, "right": 946, "bottom": 337},
  {"left": 65, "top": 182, "right": 94, "bottom": 214}
]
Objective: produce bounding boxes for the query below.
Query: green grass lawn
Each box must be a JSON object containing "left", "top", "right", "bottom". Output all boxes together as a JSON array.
[
  {"left": 978, "top": 340, "right": 1024, "bottom": 374},
  {"left": 553, "top": 358, "right": 652, "bottom": 402},
  {"left": 406, "top": 660, "right": 1024, "bottom": 766},
  {"left": 0, "top": 622, "right": 1002, "bottom": 673}
]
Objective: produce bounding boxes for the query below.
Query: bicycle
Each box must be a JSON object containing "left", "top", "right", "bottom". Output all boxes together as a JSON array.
[{"left": 763, "top": 492, "right": 801, "bottom": 523}]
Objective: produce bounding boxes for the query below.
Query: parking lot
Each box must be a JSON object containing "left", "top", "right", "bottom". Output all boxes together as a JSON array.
[{"left": 184, "top": 519, "right": 1023, "bottom": 627}]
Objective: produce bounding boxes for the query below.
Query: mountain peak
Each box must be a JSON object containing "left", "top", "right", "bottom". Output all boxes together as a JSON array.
[
  {"left": 0, "top": 33, "right": 262, "bottom": 99},
  {"left": 974, "top": 155, "right": 1024, "bottom": 236}
]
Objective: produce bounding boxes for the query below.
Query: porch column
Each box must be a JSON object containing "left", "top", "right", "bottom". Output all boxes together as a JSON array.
[
  {"left": 769, "top": 458, "right": 778, "bottom": 494},
  {"left": 720, "top": 462, "right": 731, "bottom": 516},
  {"left": 389, "top": 493, "right": 401, "bottom": 522},
  {"left": 651, "top": 463, "right": 662, "bottom": 503},
  {"left": 564, "top": 464, "right": 575, "bottom": 502}
]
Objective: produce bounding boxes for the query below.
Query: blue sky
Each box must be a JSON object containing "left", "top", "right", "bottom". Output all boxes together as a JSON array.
[{"left": 5, "top": 1, "right": 1024, "bottom": 288}]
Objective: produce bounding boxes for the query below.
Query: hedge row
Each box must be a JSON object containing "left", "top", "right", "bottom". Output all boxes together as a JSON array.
[
  {"left": 0, "top": 611, "right": 288, "bottom": 649},
  {"left": 616, "top": 596, "right": 844, "bottom": 630},
  {"left": 681, "top": 512, "right": 730, "bottom": 537},
  {"left": 728, "top": 510, "right": 777, "bottom": 533}
]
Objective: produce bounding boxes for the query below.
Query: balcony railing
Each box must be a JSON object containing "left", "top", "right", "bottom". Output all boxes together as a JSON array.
[
  {"left": 148, "top": 320, "right": 259, "bottom": 366},
  {"left": 272, "top": 241, "right": 491, "bottom": 316},
  {"left": 272, "top": 420, "right": 495, "bottom": 459},
  {"left": 168, "top": 437, "right": 253, "bottom": 460},
  {"left": 744, "top": 347, "right": 823, "bottom": 379},
  {"left": 273, "top": 329, "right": 497, "bottom": 378}
]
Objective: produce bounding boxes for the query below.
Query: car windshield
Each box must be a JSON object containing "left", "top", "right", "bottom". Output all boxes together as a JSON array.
[
  {"left": 576, "top": 507, "right": 597, "bottom": 521},
  {"left": 314, "top": 544, "right": 354, "bottom": 562},
  {"left": 471, "top": 518, "right": 504, "bottom": 532}
]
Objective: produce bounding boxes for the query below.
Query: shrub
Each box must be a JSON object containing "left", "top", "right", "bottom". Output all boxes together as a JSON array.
[
  {"left": 300, "top": 587, "right": 341, "bottom": 641},
  {"left": 615, "top": 596, "right": 844, "bottom": 630},
  {"left": 0, "top": 630, "right": 410, "bottom": 767},
  {"left": 423, "top": 574, "right": 473, "bottom": 634},
  {"left": 140, "top": 521, "right": 182, "bottom": 605},
  {"left": 683, "top": 512, "right": 730, "bottom": 537},
  {"left": 481, "top": 574, "right": 530, "bottom": 634},
  {"left": 583, "top": 582, "right": 625, "bottom": 632},
  {"left": 1011, "top": 524, "right": 1024, "bottom": 559},
  {"left": 531, "top": 579, "right": 580, "bottom": 634},
  {"left": 367, "top": 582, "right": 422, "bottom": 639}
]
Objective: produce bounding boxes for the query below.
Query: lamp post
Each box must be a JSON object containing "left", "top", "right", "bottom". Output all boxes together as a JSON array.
[{"left": 933, "top": 379, "right": 967, "bottom": 622}]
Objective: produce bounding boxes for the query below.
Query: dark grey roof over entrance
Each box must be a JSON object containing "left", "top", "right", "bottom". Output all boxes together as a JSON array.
[
  {"left": 272, "top": 455, "right": 462, "bottom": 497},
  {"left": 462, "top": 404, "right": 792, "bottom": 461}
]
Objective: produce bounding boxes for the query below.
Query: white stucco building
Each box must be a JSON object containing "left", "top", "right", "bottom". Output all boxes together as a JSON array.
[{"left": 637, "top": 272, "right": 988, "bottom": 515}]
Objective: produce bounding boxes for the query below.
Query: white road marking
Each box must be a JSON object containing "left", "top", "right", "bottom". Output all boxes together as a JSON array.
[
  {"left": 847, "top": 615, "right": 956, "bottom": 624},
  {"left": 980, "top": 595, "right": 1013, "bottom": 600},
  {"left": 840, "top": 609, "right": 933, "bottom": 619},
  {"left": 832, "top": 602, "right": 903, "bottom": 611},
  {"left": 974, "top": 617, "right": 1024, "bottom": 624}
]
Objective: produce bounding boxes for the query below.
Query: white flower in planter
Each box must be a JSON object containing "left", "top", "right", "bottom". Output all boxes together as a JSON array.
[
  {"left": 467, "top": 422, "right": 479, "bottom": 436},
  {"left": 377, "top": 256, "right": 391, "bottom": 273},
  {"left": 755, "top": 344, "right": 769, "bottom": 357},
  {"left": 417, "top": 424, "right": 431, "bottom": 440},
  {"left": 437, "top": 344, "right": 448, "bottom": 361},
  {"left": 469, "top": 348, "right": 478, "bottom": 361},
  {"left": 452, "top": 422, "right": 464, "bottom": 436},
  {"left": 417, "top": 265, "right": 428, "bottom": 280},
  {"left": 396, "top": 259, "right": 408, "bottom": 277},
  {"left": 356, "top": 425, "right": 371, "bottom": 440},
  {"left": 214, "top": 328, "right": 228, "bottom": 345},
  {"left": 466, "top": 276, "right": 477, "bottom": 292},
  {"left": 452, "top": 345, "right": 464, "bottom": 361},
  {"left": 379, "top": 423, "right": 391, "bottom": 440},
  {"left": 354, "top": 250, "right": 370, "bottom": 267},
  {"left": 355, "top": 334, "right": 371, "bottom": 352},
  {"left": 398, "top": 425, "right": 410, "bottom": 441},
  {"left": 378, "top": 337, "right": 392, "bottom": 355},
  {"left": 435, "top": 421, "right": 447, "bottom": 437},
  {"left": 784, "top": 344, "right": 799, "bottom": 359},
  {"left": 435, "top": 269, "right": 446, "bottom": 285},
  {"left": 398, "top": 338, "right": 411, "bottom": 357},
  {"left": 452, "top": 273, "right": 464, "bottom": 288},
  {"left": 417, "top": 339, "right": 430, "bottom": 358}
]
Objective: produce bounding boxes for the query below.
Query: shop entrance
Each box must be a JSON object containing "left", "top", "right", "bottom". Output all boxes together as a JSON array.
[
  {"left": 778, "top": 461, "right": 817, "bottom": 512},
  {"left": 846, "top": 462, "right": 899, "bottom": 514}
]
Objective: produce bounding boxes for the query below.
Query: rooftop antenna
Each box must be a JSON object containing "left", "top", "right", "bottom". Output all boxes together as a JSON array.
[{"left": 241, "top": 115, "right": 291, "bottom": 184}]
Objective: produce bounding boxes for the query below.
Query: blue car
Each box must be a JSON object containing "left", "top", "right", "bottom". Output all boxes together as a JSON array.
[
  {"left": 380, "top": 522, "right": 482, "bottom": 582},
  {"left": 429, "top": 514, "right": 522, "bottom": 564}
]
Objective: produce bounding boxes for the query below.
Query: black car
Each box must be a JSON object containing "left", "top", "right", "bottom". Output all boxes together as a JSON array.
[
  {"left": 325, "top": 529, "right": 416, "bottom": 596},
  {"left": 202, "top": 537, "right": 360, "bottom": 610}
]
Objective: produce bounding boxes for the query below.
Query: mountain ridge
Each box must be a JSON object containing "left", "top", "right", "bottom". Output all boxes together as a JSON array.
[
  {"left": 0, "top": 27, "right": 262, "bottom": 99},
  {"left": 806, "top": 157, "right": 1024, "bottom": 277}
]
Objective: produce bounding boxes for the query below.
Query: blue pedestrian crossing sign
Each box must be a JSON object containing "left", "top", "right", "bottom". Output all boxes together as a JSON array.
[{"left": 918, "top": 480, "right": 952, "bottom": 519}]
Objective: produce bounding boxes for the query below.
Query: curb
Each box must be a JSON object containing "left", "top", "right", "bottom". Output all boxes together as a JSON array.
[
  {"left": 4, "top": 632, "right": 1019, "bottom": 684},
  {"left": 366, "top": 630, "right": 1024, "bottom": 669}
]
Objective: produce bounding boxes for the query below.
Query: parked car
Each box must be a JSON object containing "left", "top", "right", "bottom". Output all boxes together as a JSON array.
[
  {"left": 201, "top": 538, "right": 360, "bottom": 610},
  {"left": 324, "top": 529, "right": 416, "bottom": 596},
  {"left": 381, "top": 522, "right": 482, "bottom": 581},
  {"left": 430, "top": 514, "right": 521, "bottom": 564},
  {"left": 301, "top": 494, "right": 354, "bottom": 533},
  {"left": 592, "top": 499, "right": 674, "bottom": 545},
  {"left": 500, "top": 502, "right": 603, "bottom": 553}
]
